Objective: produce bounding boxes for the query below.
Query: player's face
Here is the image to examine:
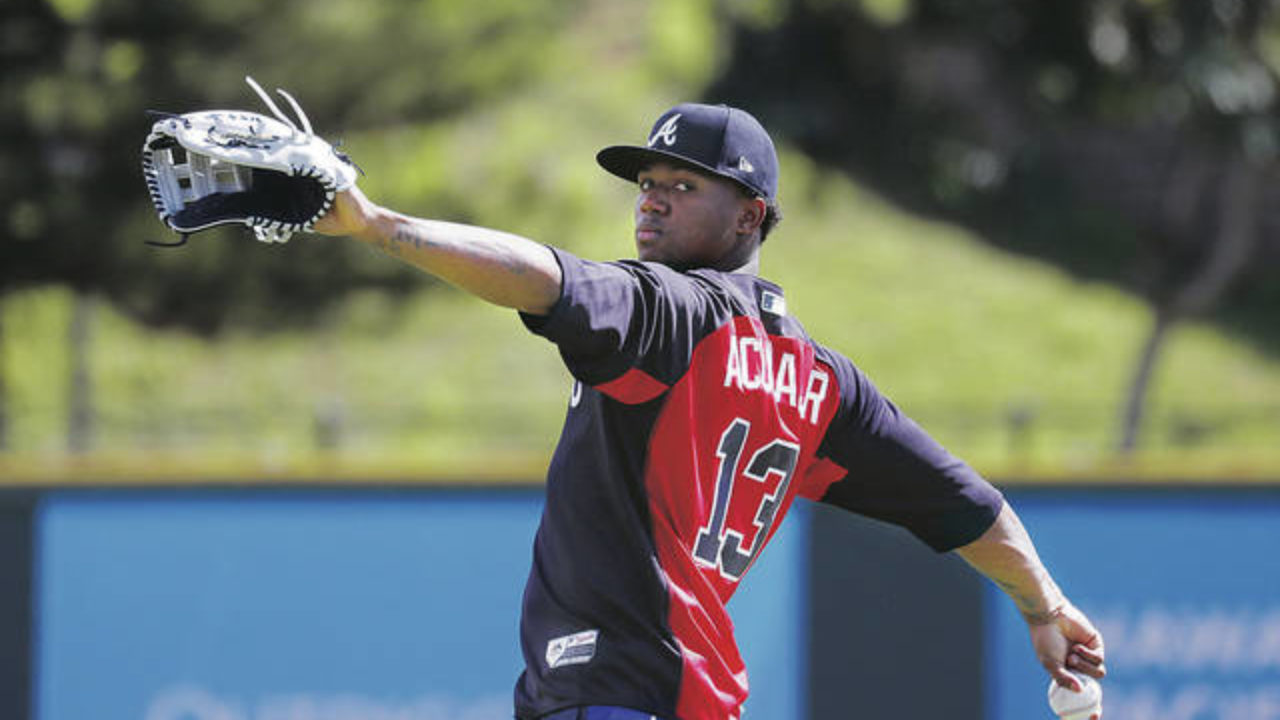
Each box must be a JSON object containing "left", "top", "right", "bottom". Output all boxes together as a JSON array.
[{"left": 633, "top": 162, "right": 760, "bottom": 271}]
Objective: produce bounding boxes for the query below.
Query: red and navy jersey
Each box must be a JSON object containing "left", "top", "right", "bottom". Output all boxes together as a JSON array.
[{"left": 515, "top": 248, "right": 1003, "bottom": 720}]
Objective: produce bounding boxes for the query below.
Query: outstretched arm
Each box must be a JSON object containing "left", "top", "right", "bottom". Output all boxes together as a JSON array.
[
  {"left": 314, "top": 186, "right": 562, "bottom": 315},
  {"left": 954, "top": 501, "right": 1107, "bottom": 690}
]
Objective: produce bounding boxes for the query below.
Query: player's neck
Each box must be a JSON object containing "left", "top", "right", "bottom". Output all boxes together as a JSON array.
[
  {"left": 709, "top": 237, "right": 760, "bottom": 276},
  {"left": 725, "top": 253, "right": 760, "bottom": 276}
]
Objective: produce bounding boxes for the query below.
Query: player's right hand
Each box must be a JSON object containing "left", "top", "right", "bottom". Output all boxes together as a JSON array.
[{"left": 1030, "top": 602, "right": 1106, "bottom": 690}]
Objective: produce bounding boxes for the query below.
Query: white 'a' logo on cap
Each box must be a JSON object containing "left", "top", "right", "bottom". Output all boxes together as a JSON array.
[{"left": 648, "top": 113, "right": 682, "bottom": 148}]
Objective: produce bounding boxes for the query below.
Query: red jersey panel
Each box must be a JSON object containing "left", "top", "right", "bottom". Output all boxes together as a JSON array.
[{"left": 645, "top": 316, "right": 840, "bottom": 719}]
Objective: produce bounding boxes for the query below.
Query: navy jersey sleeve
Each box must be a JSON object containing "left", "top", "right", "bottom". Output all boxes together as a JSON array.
[
  {"left": 813, "top": 346, "right": 1004, "bottom": 552},
  {"left": 520, "top": 246, "right": 723, "bottom": 393}
]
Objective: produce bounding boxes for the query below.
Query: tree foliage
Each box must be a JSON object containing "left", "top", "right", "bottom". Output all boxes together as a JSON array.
[
  {"left": 711, "top": 0, "right": 1280, "bottom": 339},
  {"left": 1, "top": 0, "right": 580, "bottom": 334},
  {"left": 709, "top": 0, "right": 1280, "bottom": 451}
]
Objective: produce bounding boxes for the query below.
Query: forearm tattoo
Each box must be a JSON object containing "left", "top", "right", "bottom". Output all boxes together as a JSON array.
[
  {"left": 992, "top": 577, "right": 1064, "bottom": 624},
  {"left": 376, "top": 222, "right": 537, "bottom": 279},
  {"left": 377, "top": 225, "right": 434, "bottom": 259}
]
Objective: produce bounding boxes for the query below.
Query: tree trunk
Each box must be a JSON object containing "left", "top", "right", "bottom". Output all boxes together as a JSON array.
[
  {"left": 67, "top": 291, "right": 94, "bottom": 455},
  {"left": 1119, "top": 307, "right": 1174, "bottom": 455},
  {"left": 1172, "top": 156, "right": 1260, "bottom": 317},
  {"left": 1118, "top": 154, "right": 1259, "bottom": 456}
]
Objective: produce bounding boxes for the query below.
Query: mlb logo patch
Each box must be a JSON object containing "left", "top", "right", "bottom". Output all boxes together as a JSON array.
[
  {"left": 546, "top": 629, "right": 600, "bottom": 669},
  {"left": 761, "top": 291, "right": 787, "bottom": 316}
]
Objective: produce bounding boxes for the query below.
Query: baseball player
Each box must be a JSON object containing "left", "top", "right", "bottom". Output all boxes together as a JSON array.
[{"left": 314, "top": 103, "right": 1105, "bottom": 720}]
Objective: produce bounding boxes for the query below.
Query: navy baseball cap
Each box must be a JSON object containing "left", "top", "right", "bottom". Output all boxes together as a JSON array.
[{"left": 597, "top": 103, "right": 778, "bottom": 202}]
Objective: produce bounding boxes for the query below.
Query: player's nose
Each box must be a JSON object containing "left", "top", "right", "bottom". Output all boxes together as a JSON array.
[{"left": 638, "top": 189, "right": 669, "bottom": 215}]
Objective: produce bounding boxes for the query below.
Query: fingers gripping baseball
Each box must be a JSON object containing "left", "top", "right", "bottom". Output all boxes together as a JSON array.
[{"left": 1030, "top": 603, "right": 1106, "bottom": 690}]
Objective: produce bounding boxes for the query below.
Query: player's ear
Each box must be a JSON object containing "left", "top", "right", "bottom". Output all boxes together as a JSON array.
[{"left": 736, "top": 196, "right": 767, "bottom": 236}]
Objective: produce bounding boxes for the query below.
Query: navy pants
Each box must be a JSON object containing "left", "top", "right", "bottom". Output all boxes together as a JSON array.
[{"left": 538, "top": 707, "right": 668, "bottom": 720}]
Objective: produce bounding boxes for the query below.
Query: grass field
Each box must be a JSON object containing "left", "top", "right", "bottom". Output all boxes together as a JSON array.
[{"left": 3, "top": 144, "right": 1279, "bottom": 484}]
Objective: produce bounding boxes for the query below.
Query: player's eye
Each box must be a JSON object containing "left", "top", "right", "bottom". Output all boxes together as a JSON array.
[{"left": 638, "top": 178, "right": 694, "bottom": 193}]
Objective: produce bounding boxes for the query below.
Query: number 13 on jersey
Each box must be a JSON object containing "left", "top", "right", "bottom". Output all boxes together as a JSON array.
[{"left": 693, "top": 418, "right": 800, "bottom": 581}]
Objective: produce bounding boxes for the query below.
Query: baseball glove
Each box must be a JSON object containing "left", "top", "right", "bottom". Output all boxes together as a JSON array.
[{"left": 141, "top": 76, "right": 359, "bottom": 246}]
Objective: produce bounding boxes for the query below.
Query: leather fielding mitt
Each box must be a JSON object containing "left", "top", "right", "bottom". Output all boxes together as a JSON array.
[{"left": 141, "top": 76, "right": 359, "bottom": 245}]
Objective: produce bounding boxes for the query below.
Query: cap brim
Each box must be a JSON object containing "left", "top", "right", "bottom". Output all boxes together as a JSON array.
[{"left": 596, "top": 145, "right": 727, "bottom": 186}]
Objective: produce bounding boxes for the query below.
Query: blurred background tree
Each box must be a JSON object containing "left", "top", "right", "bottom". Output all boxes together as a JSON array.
[
  {"left": 2, "top": 0, "right": 581, "bottom": 332},
  {"left": 711, "top": 0, "right": 1280, "bottom": 454},
  {"left": 1, "top": 0, "right": 581, "bottom": 450}
]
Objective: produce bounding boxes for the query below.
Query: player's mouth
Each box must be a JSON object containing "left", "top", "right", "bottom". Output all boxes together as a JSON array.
[{"left": 635, "top": 223, "right": 663, "bottom": 243}]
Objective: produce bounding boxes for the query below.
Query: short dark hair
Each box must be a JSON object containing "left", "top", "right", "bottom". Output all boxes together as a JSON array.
[{"left": 760, "top": 198, "right": 783, "bottom": 242}]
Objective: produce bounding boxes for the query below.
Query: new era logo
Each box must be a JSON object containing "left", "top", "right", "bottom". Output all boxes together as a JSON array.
[{"left": 737, "top": 156, "right": 754, "bottom": 173}]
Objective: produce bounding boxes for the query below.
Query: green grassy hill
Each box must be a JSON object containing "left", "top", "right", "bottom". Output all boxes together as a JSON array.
[
  {"left": 3, "top": 0, "right": 1277, "bottom": 482},
  {"left": 766, "top": 155, "right": 1280, "bottom": 476}
]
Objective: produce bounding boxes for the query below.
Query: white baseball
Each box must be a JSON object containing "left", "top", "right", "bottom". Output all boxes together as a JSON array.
[{"left": 1047, "top": 670, "right": 1102, "bottom": 720}]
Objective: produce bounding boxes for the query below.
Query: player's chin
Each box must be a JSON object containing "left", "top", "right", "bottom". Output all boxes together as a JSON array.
[
  {"left": 636, "top": 235, "right": 697, "bottom": 270},
  {"left": 635, "top": 238, "right": 666, "bottom": 263}
]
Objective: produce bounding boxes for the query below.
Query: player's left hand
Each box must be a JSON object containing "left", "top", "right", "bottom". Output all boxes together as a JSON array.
[
  {"left": 313, "top": 185, "right": 378, "bottom": 239},
  {"left": 1029, "top": 601, "right": 1106, "bottom": 691}
]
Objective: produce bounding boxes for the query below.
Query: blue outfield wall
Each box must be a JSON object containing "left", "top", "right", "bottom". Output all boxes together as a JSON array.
[
  {"left": 806, "top": 484, "right": 1280, "bottom": 720},
  {"left": 32, "top": 488, "right": 805, "bottom": 720},
  {"left": 988, "top": 487, "right": 1280, "bottom": 720},
  {"left": 16, "top": 482, "right": 1280, "bottom": 719}
]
